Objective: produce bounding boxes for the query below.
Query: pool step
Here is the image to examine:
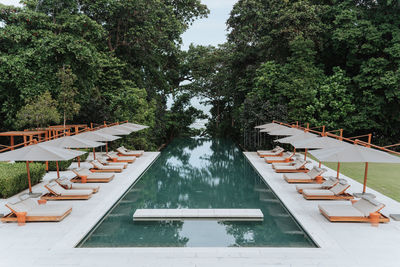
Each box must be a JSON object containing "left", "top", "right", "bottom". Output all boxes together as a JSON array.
[{"left": 133, "top": 209, "right": 264, "bottom": 222}]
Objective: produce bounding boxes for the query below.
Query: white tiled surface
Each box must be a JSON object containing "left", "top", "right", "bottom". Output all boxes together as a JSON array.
[
  {"left": 133, "top": 208, "right": 263, "bottom": 220},
  {"left": 0, "top": 151, "right": 399, "bottom": 266}
]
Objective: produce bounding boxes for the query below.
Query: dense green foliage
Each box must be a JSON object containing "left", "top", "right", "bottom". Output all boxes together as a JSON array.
[
  {"left": 0, "top": 162, "right": 46, "bottom": 198},
  {"left": 48, "top": 159, "right": 73, "bottom": 171},
  {"left": 15, "top": 91, "right": 61, "bottom": 128},
  {"left": 0, "top": 0, "right": 209, "bottom": 149},
  {"left": 185, "top": 0, "right": 400, "bottom": 146}
]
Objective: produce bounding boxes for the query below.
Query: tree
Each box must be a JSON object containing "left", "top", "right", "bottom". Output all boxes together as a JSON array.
[
  {"left": 15, "top": 91, "right": 60, "bottom": 129},
  {"left": 57, "top": 66, "right": 80, "bottom": 128}
]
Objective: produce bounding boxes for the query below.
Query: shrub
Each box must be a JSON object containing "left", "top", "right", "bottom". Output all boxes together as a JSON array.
[
  {"left": 0, "top": 162, "right": 46, "bottom": 198},
  {"left": 47, "top": 160, "right": 73, "bottom": 171},
  {"left": 72, "top": 150, "right": 89, "bottom": 162}
]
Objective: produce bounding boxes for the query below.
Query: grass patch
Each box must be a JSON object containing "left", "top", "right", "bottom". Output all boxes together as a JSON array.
[{"left": 307, "top": 154, "right": 400, "bottom": 202}]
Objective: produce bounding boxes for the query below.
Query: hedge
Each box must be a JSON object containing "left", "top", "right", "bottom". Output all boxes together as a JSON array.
[
  {"left": 47, "top": 159, "right": 73, "bottom": 171},
  {"left": 72, "top": 150, "right": 89, "bottom": 162},
  {"left": 0, "top": 162, "right": 46, "bottom": 198}
]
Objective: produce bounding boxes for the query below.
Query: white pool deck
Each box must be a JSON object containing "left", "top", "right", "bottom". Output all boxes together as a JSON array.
[{"left": 0, "top": 151, "right": 399, "bottom": 266}]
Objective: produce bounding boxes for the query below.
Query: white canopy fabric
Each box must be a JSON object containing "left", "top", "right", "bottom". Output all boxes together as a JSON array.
[
  {"left": 255, "top": 122, "right": 280, "bottom": 129},
  {"left": 113, "top": 124, "right": 140, "bottom": 133},
  {"left": 77, "top": 131, "right": 121, "bottom": 142},
  {"left": 45, "top": 136, "right": 104, "bottom": 148},
  {"left": 309, "top": 145, "right": 400, "bottom": 164},
  {"left": 291, "top": 136, "right": 347, "bottom": 149},
  {"left": 121, "top": 122, "right": 149, "bottom": 130},
  {"left": 266, "top": 127, "right": 304, "bottom": 136},
  {"left": 259, "top": 124, "right": 288, "bottom": 132},
  {"left": 274, "top": 132, "right": 317, "bottom": 144},
  {"left": 97, "top": 126, "right": 131, "bottom": 136},
  {"left": 0, "top": 144, "right": 85, "bottom": 162}
]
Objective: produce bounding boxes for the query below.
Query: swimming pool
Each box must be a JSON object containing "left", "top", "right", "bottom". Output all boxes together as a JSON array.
[{"left": 78, "top": 138, "right": 316, "bottom": 247}]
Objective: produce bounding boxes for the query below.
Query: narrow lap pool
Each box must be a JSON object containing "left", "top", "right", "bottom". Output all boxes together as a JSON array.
[{"left": 78, "top": 138, "right": 316, "bottom": 247}]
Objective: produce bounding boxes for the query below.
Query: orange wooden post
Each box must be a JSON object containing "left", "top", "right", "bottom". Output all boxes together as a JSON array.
[
  {"left": 336, "top": 162, "right": 341, "bottom": 179},
  {"left": 10, "top": 136, "right": 14, "bottom": 150},
  {"left": 91, "top": 123, "right": 93, "bottom": 129},
  {"left": 322, "top": 126, "right": 326, "bottom": 136},
  {"left": 77, "top": 156, "right": 81, "bottom": 167},
  {"left": 16, "top": 212, "right": 27, "bottom": 226},
  {"left": 26, "top": 161, "right": 32, "bottom": 193},
  {"left": 370, "top": 212, "right": 380, "bottom": 227},
  {"left": 45, "top": 161, "right": 49, "bottom": 172},
  {"left": 81, "top": 175, "right": 87, "bottom": 184},
  {"left": 304, "top": 149, "right": 308, "bottom": 160},
  {"left": 93, "top": 148, "right": 96, "bottom": 160},
  {"left": 37, "top": 199, "right": 47, "bottom": 205},
  {"left": 23, "top": 135, "right": 27, "bottom": 146},
  {"left": 56, "top": 161, "right": 60, "bottom": 178}
]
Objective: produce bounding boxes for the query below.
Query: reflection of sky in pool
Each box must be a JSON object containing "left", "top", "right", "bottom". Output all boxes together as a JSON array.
[{"left": 79, "top": 138, "right": 316, "bottom": 247}]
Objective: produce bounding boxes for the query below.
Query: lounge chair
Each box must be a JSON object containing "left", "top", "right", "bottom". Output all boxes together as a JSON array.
[
  {"left": 106, "top": 152, "right": 136, "bottom": 163},
  {"left": 302, "top": 179, "right": 353, "bottom": 200},
  {"left": 90, "top": 160, "right": 123, "bottom": 173},
  {"left": 257, "top": 146, "right": 284, "bottom": 157},
  {"left": 71, "top": 168, "right": 115, "bottom": 183},
  {"left": 42, "top": 182, "right": 93, "bottom": 200},
  {"left": 296, "top": 177, "right": 339, "bottom": 193},
  {"left": 271, "top": 157, "right": 302, "bottom": 168},
  {"left": 1, "top": 198, "right": 72, "bottom": 223},
  {"left": 56, "top": 177, "right": 99, "bottom": 193},
  {"left": 319, "top": 195, "right": 390, "bottom": 223},
  {"left": 97, "top": 157, "right": 127, "bottom": 169},
  {"left": 273, "top": 160, "right": 310, "bottom": 173},
  {"left": 283, "top": 166, "right": 326, "bottom": 183},
  {"left": 116, "top": 146, "right": 144, "bottom": 157},
  {"left": 264, "top": 152, "right": 298, "bottom": 163}
]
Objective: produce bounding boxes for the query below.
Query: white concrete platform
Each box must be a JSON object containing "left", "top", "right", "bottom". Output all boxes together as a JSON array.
[{"left": 133, "top": 209, "right": 264, "bottom": 221}]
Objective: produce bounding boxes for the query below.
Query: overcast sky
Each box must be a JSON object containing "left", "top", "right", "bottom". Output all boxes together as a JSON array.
[{"left": 0, "top": 0, "right": 237, "bottom": 49}]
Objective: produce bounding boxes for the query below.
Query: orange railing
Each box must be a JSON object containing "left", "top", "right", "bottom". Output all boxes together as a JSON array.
[
  {"left": 0, "top": 120, "right": 129, "bottom": 153},
  {"left": 270, "top": 120, "right": 400, "bottom": 156}
]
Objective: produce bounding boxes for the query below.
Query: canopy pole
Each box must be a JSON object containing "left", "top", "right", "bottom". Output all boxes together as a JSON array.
[
  {"left": 56, "top": 161, "right": 60, "bottom": 178},
  {"left": 363, "top": 162, "right": 369, "bottom": 193},
  {"left": 77, "top": 156, "right": 80, "bottom": 167},
  {"left": 93, "top": 148, "right": 96, "bottom": 160},
  {"left": 336, "top": 162, "right": 341, "bottom": 179},
  {"left": 26, "top": 161, "right": 32, "bottom": 193},
  {"left": 304, "top": 149, "right": 308, "bottom": 160},
  {"left": 318, "top": 161, "right": 321, "bottom": 168}
]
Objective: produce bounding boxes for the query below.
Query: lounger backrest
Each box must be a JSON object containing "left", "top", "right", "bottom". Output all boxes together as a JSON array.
[
  {"left": 107, "top": 152, "right": 118, "bottom": 159},
  {"left": 46, "top": 182, "right": 66, "bottom": 195},
  {"left": 75, "top": 168, "right": 91, "bottom": 176},
  {"left": 6, "top": 202, "right": 28, "bottom": 213},
  {"left": 116, "top": 147, "right": 125, "bottom": 154},
  {"left": 329, "top": 180, "right": 349, "bottom": 195},
  {"left": 57, "top": 177, "right": 73, "bottom": 189},
  {"left": 353, "top": 196, "right": 385, "bottom": 216},
  {"left": 321, "top": 177, "right": 339, "bottom": 187},
  {"left": 91, "top": 160, "right": 104, "bottom": 169},
  {"left": 274, "top": 147, "right": 284, "bottom": 154},
  {"left": 293, "top": 160, "right": 306, "bottom": 169},
  {"left": 97, "top": 158, "right": 108, "bottom": 164},
  {"left": 307, "top": 167, "right": 326, "bottom": 179}
]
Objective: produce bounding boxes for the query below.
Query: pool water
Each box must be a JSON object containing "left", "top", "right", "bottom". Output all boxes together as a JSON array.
[{"left": 78, "top": 138, "right": 316, "bottom": 247}]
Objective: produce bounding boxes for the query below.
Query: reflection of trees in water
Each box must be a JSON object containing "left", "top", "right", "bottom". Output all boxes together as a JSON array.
[{"left": 82, "top": 137, "right": 315, "bottom": 247}]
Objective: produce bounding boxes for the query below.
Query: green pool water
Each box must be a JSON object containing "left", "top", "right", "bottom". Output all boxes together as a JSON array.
[{"left": 78, "top": 138, "right": 316, "bottom": 247}]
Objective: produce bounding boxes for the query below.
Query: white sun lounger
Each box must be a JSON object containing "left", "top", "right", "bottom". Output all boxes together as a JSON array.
[
  {"left": 257, "top": 146, "right": 284, "bottom": 157},
  {"left": 56, "top": 177, "right": 99, "bottom": 193},
  {"left": 90, "top": 160, "right": 123, "bottom": 172},
  {"left": 97, "top": 157, "right": 127, "bottom": 169},
  {"left": 117, "top": 147, "right": 144, "bottom": 157},
  {"left": 264, "top": 152, "right": 298, "bottom": 163},
  {"left": 106, "top": 152, "right": 136, "bottom": 163},
  {"left": 273, "top": 160, "right": 310, "bottom": 173},
  {"left": 1, "top": 198, "right": 72, "bottom": 223},
  {"left": 319, "top": 195, "right": 389, "bottom": 223},
  {"left": 283, "top": 166, "right": 326, "bottom": 183},
  {"left": 42, "top": 182, "right": 93, "bottom": 200},
  {"left": 72, "top": 168, "right": 115, "bottom": 183},
  {"left": 302, "top": 179, "right": 353, "bottom": 200},
  {"left": 296, "top": 176, "right": 338, "bottom": 193}
]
